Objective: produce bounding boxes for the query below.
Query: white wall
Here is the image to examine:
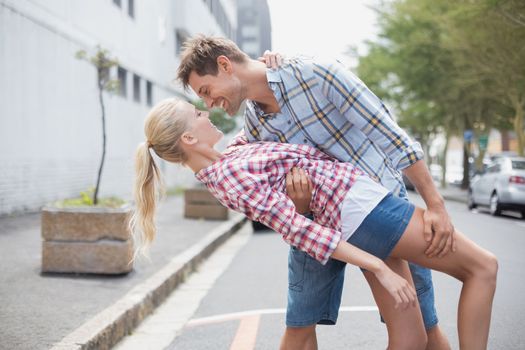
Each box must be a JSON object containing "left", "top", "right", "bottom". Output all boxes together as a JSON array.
[{"left": 0, "top": 0, "right": 236, "bottom": 215}]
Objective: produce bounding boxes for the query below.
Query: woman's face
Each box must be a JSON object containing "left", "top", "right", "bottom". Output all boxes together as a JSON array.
[{"left": 181, "top": 101, "right": 224, "bottom": 147}]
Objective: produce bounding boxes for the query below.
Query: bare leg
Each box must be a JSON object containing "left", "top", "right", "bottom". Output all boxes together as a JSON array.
[
  {"left": 391, "top": 207, "right": 498, "bottom": 349},
  {"left": 363, "top": 257, "right": 428, "bottom": 350},
  {"left": 280, "top": 325, "right": 318, "bottom": 350},
  {"left": 426, "top": 325, "right": 451, "bottom": 350}
]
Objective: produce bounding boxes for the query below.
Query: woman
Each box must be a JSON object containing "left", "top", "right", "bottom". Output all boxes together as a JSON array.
[{"left": 133, "top": 98, "right": 497, "bottom": 349}]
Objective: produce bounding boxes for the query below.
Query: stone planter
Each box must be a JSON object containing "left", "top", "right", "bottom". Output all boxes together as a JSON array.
[
  {"left": 184, "top": 187, "right": 229, "bottom": 220},
  {"left": 41, "top": 205, "right": 133, "bottom": 274}
]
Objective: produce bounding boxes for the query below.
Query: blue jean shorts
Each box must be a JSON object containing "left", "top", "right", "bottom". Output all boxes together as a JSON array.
[{"left": 286, "top": 193, "right": 438, "bottom": 330}]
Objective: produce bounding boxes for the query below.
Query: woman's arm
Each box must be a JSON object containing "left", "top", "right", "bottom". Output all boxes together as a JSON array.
[{"left": 331, "top": 240, "right": 417, "bottom": 309}]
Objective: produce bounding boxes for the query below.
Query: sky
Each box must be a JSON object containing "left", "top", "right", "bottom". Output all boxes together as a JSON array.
[{"left": 266, "top": 0, "right": 381, "bottom": 67}]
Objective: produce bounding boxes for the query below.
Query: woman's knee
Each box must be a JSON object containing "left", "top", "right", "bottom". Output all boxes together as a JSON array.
[
  {"left": 481, "top": 252, "right": 498, "bottom": 284},
  {"left": 467, "top": 250, "right": 498, "bottom": 286}
]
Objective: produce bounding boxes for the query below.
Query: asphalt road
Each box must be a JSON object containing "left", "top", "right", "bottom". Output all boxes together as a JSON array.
[{"left": 121, "top": 194, "right": 525, "bottom": 349}]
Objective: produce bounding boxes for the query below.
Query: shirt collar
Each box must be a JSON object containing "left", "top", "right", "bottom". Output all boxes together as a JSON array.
[{"left": 247, "top": 68, "right": 283, "bottom": 119}]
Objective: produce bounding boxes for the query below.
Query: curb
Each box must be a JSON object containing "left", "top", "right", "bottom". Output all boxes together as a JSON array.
[
  {"left": 440, "top": 193, "right": 468, "bottom": 205},
  {"left": 50, "top": 214, "right": 247, "bottom": 350}
]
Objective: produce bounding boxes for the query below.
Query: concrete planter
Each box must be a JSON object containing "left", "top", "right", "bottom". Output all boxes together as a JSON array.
[
  {"left": 184, "top": 187, "right": 229, "bottom": 220},
  {"left": 41, "top": 205, "right": 134, "bottom": 274}
]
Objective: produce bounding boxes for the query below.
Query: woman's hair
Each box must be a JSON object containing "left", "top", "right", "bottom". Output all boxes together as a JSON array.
[{"left": 131, "top": 98, "right": 190, "bottom": 259}]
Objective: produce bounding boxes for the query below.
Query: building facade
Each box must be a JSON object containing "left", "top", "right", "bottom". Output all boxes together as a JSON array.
[
  {"left": 0, "top": 0, "right": 237, "bottom": 215},
  {"left": 236, "top": 0, "right": 272, "bottom": 58}
]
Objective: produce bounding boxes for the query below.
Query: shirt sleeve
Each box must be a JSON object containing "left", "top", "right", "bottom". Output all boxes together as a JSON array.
[
  {"left": 227, "top": 173, "right": 341, "bottom": 265},
  {"left": 316, "top": 61, "right": 424, "bottom": 171},
  {"left": 227, "top": 129, "right": 249, "bottom": 147}
]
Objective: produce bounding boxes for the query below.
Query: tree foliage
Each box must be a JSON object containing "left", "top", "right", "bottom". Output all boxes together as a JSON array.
[{"left": 357, "top": 0, "right": 525, "bottom": 187}]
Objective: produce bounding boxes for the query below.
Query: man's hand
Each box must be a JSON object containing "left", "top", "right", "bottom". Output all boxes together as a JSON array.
[
  {"left": 423, "top": 205, "right": 457, "bottom": 258},
  {"left": 403, "top": 160, "right": 456, "bottom": 258},
  {"left": 257, "top": 50, "right": 284, "bottom": 69},
  {"left": 286, "top": 168, "right": 312, "bottom": 214}
]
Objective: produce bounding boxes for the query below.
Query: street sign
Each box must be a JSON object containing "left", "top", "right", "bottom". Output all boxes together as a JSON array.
[
  {"left": 464, "top": 129, "right": 474, "bottom": 142},
  {"left": 478, "top": 134, "right": 489, "bottom": 151}
]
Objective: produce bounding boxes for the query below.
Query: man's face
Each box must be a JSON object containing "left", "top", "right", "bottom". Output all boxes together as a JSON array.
[{"left": 188, "top": 66, "right": 243, "bottom": 116}]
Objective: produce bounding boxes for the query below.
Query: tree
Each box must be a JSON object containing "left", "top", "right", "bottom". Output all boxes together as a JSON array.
[
  {"left": 76, "top": 46, "right": 119, "bottom": 205},
  {"left": 192, "top": 99, "right": 237, "bottom": 134}
]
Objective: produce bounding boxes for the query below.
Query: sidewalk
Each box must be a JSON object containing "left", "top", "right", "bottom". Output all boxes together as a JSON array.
[
  {"left": 0, "top": 196, "right": 246, "bottom": 350},
  {"left": 437, "top": 184, "right": 468, "bottom": 204}
]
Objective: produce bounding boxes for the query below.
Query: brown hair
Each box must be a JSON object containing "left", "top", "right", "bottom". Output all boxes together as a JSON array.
[
  {"left": 177, "top": 34, "right": 249, "bottom": 89},
  {"left": 131, "top": 98, "right": 191, "bottom": 259}
]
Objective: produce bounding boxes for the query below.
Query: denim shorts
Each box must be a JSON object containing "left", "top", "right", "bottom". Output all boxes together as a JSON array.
[{"left": 286, "top": 193, "right": 438, "bottom": 330}]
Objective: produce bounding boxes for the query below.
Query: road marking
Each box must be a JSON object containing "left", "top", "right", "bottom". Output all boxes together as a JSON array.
[
  {"left": 186, "top": 306, "right": 379, "bottom": 327},
  {"left": 229, "top": 315, "right": 260, "bottom": 350},
  {"left": 113, "top": 222, "right": 253, "bottom": 350}
]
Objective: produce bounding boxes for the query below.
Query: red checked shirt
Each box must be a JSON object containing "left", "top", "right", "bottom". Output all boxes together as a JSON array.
[{"left": 195, "top": 140, "right": 364, "bottom": 265}]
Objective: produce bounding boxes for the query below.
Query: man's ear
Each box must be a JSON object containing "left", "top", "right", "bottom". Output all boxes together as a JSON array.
[
  {"left": 216, "top": 55, "right": 232, "bottom": 73},
  {"left": 180, "top": 131, "right": 198, "bottom": 145}
]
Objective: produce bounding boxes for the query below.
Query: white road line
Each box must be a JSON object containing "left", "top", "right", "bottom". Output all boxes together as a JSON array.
[
  {"left": 113, "top": 222, "right": 253, "bottom": 350},
  {"left": 186, "top": 306, "right": 379, "bottom": 328}
]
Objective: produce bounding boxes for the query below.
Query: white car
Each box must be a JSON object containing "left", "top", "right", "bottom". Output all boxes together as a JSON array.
[{"left": 468, "top": 156, "right": 525, "bottom": 217}]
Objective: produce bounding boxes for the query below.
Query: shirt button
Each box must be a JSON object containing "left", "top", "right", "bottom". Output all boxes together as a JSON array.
[
  {"left": 303, "top": 138, "right": 308, "bottom": 143},
  {"left": 287, "top": 120, "right": 291, "bottom": 125}
]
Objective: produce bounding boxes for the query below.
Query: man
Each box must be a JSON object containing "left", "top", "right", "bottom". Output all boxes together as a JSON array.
[{"left": 177, "top": 35, "right": 454, "bottom": 349}]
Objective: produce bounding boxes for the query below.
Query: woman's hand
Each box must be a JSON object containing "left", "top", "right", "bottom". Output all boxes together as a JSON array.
[
  {"left": 286, "top": 168, "right": 312, "bottom": 214},
  {"left": 258, "top": 50, "right": 284, "bottom": 69},
  {"left": 374, "top": 263, "right": 417, "bottom": 310}
]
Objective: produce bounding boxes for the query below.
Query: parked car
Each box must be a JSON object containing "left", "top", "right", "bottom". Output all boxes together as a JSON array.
[{"left": 468, "top": 156, "right": 525, "bottom": 217}]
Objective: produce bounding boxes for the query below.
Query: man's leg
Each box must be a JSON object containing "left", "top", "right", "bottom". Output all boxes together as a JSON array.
[
  {"left": 280, "top": 246, "right": 346, "bottom": 350},
  {"left": 280, "top": 325, "right": 317, "bottom": 350},
  {"left": 409, "top": 263, "right": 451, "bottom": 350}
]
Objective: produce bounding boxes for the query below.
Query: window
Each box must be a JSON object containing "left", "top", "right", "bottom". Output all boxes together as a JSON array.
[
  {"left": 133, "top": 74, "right": 141, "bottom": 103},
  {"left": 175, "top": 29, "right": 188, "bottom": 56},
  {"left": 117, "top": 67, "right": 127, "bottom": 97},
  {"left": 128, "top": 0, "right": 134, "bottom": 18},
  {"left": 146, "top": 81, "right": 153, "bottom": 106},
  {"left": 113, "top": 0, "right": 121, "bottom": 8}
]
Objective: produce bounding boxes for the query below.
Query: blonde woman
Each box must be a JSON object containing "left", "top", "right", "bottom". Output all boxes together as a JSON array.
[{"left": 133, "top": 98, "right": 497, "bottom": 349}]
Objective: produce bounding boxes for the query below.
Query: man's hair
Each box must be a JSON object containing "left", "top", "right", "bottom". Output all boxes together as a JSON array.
[{"left": 177, "top": 35, "right": 249, "bottom": 89}]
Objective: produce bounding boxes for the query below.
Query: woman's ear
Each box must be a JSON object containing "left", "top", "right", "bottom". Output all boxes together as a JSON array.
[{"left": 180, "top": 131, "right": 198, "bottom": 145}]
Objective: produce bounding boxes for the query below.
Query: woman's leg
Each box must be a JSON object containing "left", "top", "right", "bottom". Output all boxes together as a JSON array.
[
  {"left": 363, "top": 257, "right": 428, "bottom": 350},
  {"left": 391, "top": 207, "right": 498, "bottom": 349}
]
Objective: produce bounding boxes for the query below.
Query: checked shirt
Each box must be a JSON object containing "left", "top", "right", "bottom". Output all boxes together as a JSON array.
[
  {"left": 195, "top": 141, "right": 364, "bottom": 265},
  {"left": 242, "top": 57, "right": 424, "bottom": 196}
]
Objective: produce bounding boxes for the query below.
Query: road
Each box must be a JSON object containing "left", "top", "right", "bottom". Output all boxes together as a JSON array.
[{"left": 115, "top": 195, "right": 525, "bottom": 349}]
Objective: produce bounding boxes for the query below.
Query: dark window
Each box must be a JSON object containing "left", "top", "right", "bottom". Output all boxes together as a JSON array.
[
  {"left": 512, "top": 161, "right": 525, "bottom": 170},
  {"left": 128, "top": 0, "right": 134, "bottom": 18},
  {"left": 113, "top": 0, "right": 121, "bottom": 8},
  {"left": 117, "top": 67, "right": 127, "bottom": 97},
  {"left": 146, "top": 81, "right": 153, "bottom": 106},
  {"left": 175, "top": 30, "right": 188, "bottom": 56},
  {"left": 133, "top": 74, "right": 141, "bottom": 103}
]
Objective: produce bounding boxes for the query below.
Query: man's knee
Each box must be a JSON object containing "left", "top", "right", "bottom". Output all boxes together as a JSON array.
[{"left": 280, "top": 325, "right": 317, "bottom": 350}]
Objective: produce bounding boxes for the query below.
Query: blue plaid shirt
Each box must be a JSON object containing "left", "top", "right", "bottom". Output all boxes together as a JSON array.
[{"left": 243, "top": 57, "right": 424, "bottom": 196}]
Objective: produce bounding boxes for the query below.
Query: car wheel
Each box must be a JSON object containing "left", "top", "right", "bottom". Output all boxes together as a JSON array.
[
  {"left": 467, "top": 190, "right": 477, "bottom": 210},
  {"left": 489, "top": 192, "right": 502, "bottom": 216}
]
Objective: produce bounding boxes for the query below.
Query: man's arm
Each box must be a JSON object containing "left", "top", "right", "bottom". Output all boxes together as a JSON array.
[
  {"left": 317, "top": 61, "right": 455, "bottom": 257},
  {"left": 403, "top": 160, "right": 456, "bottom": 257}
]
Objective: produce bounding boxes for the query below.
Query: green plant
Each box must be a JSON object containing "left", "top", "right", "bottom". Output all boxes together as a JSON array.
[
  {"left": 76, "top": 46, "right": 120, "bottom": 205},
  {"left": 192, "top": 99, "right": 237, "bottom": 134},
  {"left": 53, "top": 188, "right": 126, "bottom": 208}
]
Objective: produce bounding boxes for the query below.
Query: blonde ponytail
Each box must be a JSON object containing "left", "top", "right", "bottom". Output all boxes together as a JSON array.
[
  {"left": 131, "top": 142, "right": 164, "bottom": 260},
  {"left": 130, "top": 98, "right": 190, "bottom": 259}
]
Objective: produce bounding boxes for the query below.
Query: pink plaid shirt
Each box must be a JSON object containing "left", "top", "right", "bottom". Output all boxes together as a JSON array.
[{"left": 195, "top": 140, "right": 363, "bottom": 264}]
